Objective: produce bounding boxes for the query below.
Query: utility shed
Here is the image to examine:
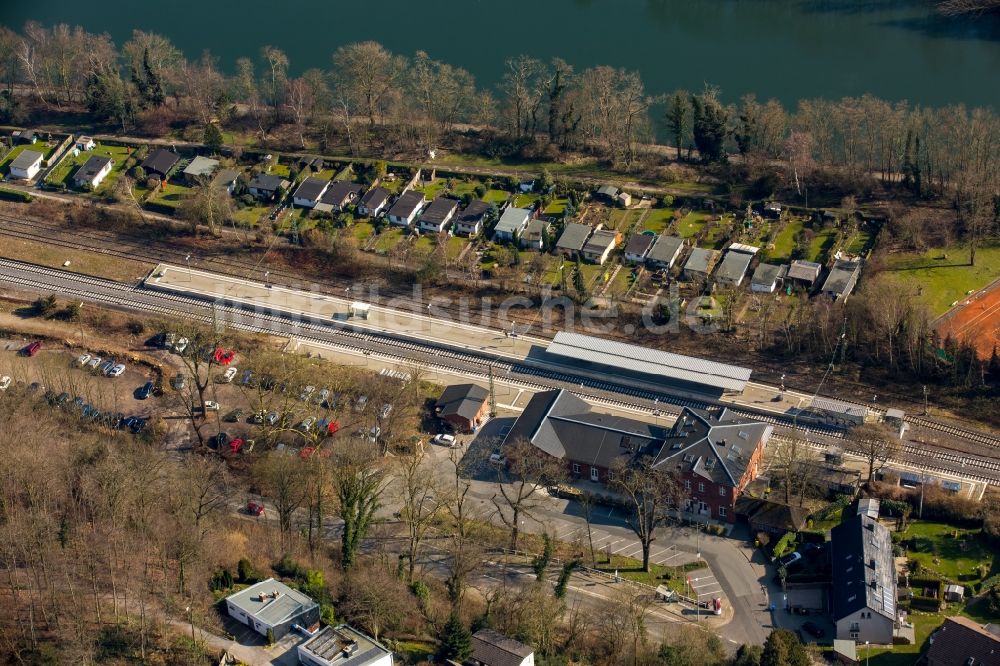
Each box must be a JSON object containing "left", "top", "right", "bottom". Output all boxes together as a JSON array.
[
  {"left": 715, "top": 249, "right": 756, "bottom": 286},
  {"left": 224, "top": 578, "right": 319, "bottom": 640},
  {"left": 821, "top": 259, "right": 862, "bottom": 300},
  {"left": 683, "top": 248, "right": 720, "bottom": 281},
  {"left": 544, "top": 331, "right": 751, "bottom": 395}
]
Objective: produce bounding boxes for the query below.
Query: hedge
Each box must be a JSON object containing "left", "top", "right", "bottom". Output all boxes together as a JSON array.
[
  {"left": 910, "top": 595, "right": 942, "bottom": 612},
  {"left": 0, "top": 187, "right": 33, "bottom": 203}
]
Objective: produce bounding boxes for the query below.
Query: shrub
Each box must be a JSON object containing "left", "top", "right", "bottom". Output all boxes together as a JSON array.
[
  {"left": 910, "top": 595, "right": 942, "bottom": 612},
  {"left": 273, "top": 555, "right": 306, "bottom": 580},
  {"left": 0, "top": 187, "right": 33, "bottom": 203},
  {"left": 772, "top": 531, "right": 797, "bottom": 558},
  {"left": 236, "top": 558, "right": 258, "bottom": 584}
]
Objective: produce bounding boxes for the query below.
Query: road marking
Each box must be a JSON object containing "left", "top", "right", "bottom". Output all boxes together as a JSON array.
[{"left": 611, "top": 542, "right": 634, "bottom": 555}]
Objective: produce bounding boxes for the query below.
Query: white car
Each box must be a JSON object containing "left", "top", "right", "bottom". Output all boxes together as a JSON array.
[
  {"left": 87, "top": 356, "right": 103, "bottom": 369},
  {"left": 222, "top": 367, "right": 238, "bottom": 383},
  {"left": 203, "top": 400, "right": 220, "bottom": 412},
  {"left": 108, "top": 364, "right": 126, "bottom": 378},
  {"left": 173, "top": 337, "right": 189, "bottom": 353},
  {"left": 432, "top": 434, "right": 457, "bottom": 447},
  {"left": 76, "top": 354, "right": 91, "bottom": 366},
  {"left": 489, "top": 453, "right": 506, "bottom": 466},
  {"left": 99, "top": 361, "right": 115, "bottom": 376},
  {"left": 299, "top": 385, "right": 315, "bottom": 401},
  {"left": 0, "top": 376, "right": 11, "bottom": 391},
  {"left": 298, "top": 416, "right": 316, "bottom": 432}
]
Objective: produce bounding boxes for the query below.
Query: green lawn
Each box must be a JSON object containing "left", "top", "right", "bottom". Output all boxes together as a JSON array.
[
  {"left": 700, "top": 220, "right": 732, "bottom": 250},
  {"left": 483, "top": 188, "right": 511, "bottom": 205},
  {"left": 867, "top": 610, "right": 956, "bottom": 666},
  {"left": 1, "top": 142, "right": 58, "bottom": 174},
  {"left": 372, "top": 228, "right": 404, "bottom": 253},
  {"left": 351, "top": 221, "right": 374, "bottom": 245},
  {"left": 514, "top": 193, "right": 540, "bottom": 209},
  {"left": 608, "top": 209, "right": 642, "bottom": 231},
  {"left": 414, "top": 181, "right": 446, "bottom": 200},
  {"left": 676, "top": 211, "right": 710, "bottom": 238},
  {"left": 642, "top": 208, "right": 676, "bottom": 234},
  {"left": 769, "top": 218, "right": 805, "bottom": 262},
  {"left": 544, "top": 198, "right": 568, "bottom": 216},
  {"left": 232, "top": 206, "right": 271, "bottom": 227},
  {"left": 900, "top": 521, "right": 996, "bottom": 584},
  {"left": 446, "top": 235, "right": 467, "bottom": 260},
  {"left": 845, "top": 229, "right": 873, "bottom": 255},
  {"left": 807, "top": 228, "right": 838, "bottom": 263},
  {"left": 270, "top": 163, "right": 291, "bottom": 178},
  {"left": 45, "top": 143, "right": 135, "bottom": 193},
  {"left": 593, "top": 554, "right": 706, "bottom": 593},
  {"left": 147, "top": 181, "right": 193, "bottom": 209},
  {"left": 883, "top": 244, "right": 1000, "bottom": 316}
]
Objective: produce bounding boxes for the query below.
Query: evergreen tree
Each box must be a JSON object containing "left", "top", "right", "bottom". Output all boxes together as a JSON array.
[
  {"left": 143, "top": 47, "right": 165, "bottom": 107},
  {"left": 761, "top": 629, "right": 807, "bottom": 666},
  {"left": 733, "top": 644, "right": 763, "bottom": 666},
  {"left": 437, "top": 612, "right": 472, "bottom": 662},
  {"left": 204, "top": 122, "right": 224, "bottom": 154},
  {"left": 666, "top": 92, "right": 690, "bottom": 161},
  {"left": 573, "top": 256, "right": 587, "bottom": 298},
  {"left": 691, "top": 92, "right": 729, "bottom": 163}
]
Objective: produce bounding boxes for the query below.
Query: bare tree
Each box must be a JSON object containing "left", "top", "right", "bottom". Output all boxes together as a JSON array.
[
  {"left": 766, "top": 431, "right": 813, "bottom": 505},
  {"left": 253, "top": 451, "right": 307, "bottom": 549},
  {"left": 609, "top": 456, "right": 683, "bottom": 572},
  {"left": 332, "top": 41, "right": 406, "bottom": 131},
  {"left": 332, "top": 441, "right": 387, "bottom": 570},
  {"left": 491, "top": 439, "right": 564, "bottom": 552},
  {"left": 395, "top": 446, "right": 442, "bottom": 582},
  {"left": 846, "top": 422, "right": 900, "bottom": 482}
]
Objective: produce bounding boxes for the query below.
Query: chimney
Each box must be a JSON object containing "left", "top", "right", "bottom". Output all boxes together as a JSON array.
[{"left": 718, "top": 439, "right": 726, "bottom": 447}]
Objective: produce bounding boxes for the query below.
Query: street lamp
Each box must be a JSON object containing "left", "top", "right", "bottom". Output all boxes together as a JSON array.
[
  {"left": 184, "top": 254, "right": 192, "bottom": 282},
  {"left": 779, "top": 374, "right": 786, "bottom": 398},
  {"left": 865, "top": 640, "right": 870, "bottom": 666}
]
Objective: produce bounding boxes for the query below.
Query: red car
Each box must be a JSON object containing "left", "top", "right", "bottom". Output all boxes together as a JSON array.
[
  {"left": 23, "top": 340, "right": 42, "bottom": 357},
  {"left": 228, "top": 438, "right": 245, "bottom": 454},
  {"left": 245, "top": 501, "right": 265, "bottom": 517}
]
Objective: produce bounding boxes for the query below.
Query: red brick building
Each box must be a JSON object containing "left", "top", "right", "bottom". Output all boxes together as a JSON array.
[{"left": 435, "top": 383, "right": 490, "bottom": 433}]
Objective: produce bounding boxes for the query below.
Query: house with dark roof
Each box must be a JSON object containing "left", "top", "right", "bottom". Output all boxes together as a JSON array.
[
  {"left": 925, "top": 616, "right": 1000, "bottom": 666},
  {"left": 683, "top": 248, "right": 721, "bottom": 282},
  {"left": 454, "top": 200, "right": 490, "bottom": 237},
  {"left": 623, "top": 233, "right": 655, "bottom": 264},
  {"left": 821, "top": 259, "right": 863, "bottom": 301},
  {"left": 501, "top": 390, "right": 770, "bottom": 522},
  {"left": 646, "top": 235, "right": 685, "bottom": 270},
  {"left": 293, "top": 177, "right": 331, "bottom": 208},
  {"left": 751, "top": 263, "right": 788, "bottom": 293},
  {"left": 181, "top": 156, "right": 219, "bottom": 184},
  {"left": 595, "top": 184, "right": 619, "bottom": 202},
  {"left": 225, "top": 578, "right": 320, "bottom": 640},
  {"left": 212, "top": 168, "right": 240, "bottom": 194},
  {"left": 297, "top": 624, "right": 393, "bottom": 666},
  {"left": 140, "top": 148, "right": 180, "bottom": 179},
  {"left": 73, "top": 155, "right": 113, "bottom": 189},
  {"left": 12, "top": 129, "right": 37, "bottom": 144},
  {"left": 357, "top": 187, "right": 390, "bottom": 217},
  {"left": 787, "top": 260, "right": 823, "bottom": 287},
  {"left": 493, "top": 206, "right": 532, "bottom": 242},
  {"left": 582, "top": 229, "right": 622, "bottom": 265},
  {"left": 9, "top": 150, "right": 43, "bottom": 180},
  {"left": 735, "top": 497, "right": 809, "bottom": 536},
  {"left": 417, "top": 197, "right": 459, "bottom": 233},
  {"left": 830, "top": 514, "right": 898, "bottom": 645},
  {"left": 297, "top": 155, "right": 325, "bottom": 172},
  {"left": 554, "top": 223, "right": 594, "bottom": 258},
  {"left": 520, "top": 218, "right": 550, "bottom": 250},
  {"left": 436, "top": 383, "right": 490, "bottom": 433},
  {"left": 248, "top": 173, "right": 290, "bottom": 201},
  {"left": 387, "top": 191, "right": 426, "bottom": 227},
  {"left": 469, "top": 628, "right": 535, "bottom": 666},
  {"left": 318, "top": 181, "right": 363, "bottom": 213}
]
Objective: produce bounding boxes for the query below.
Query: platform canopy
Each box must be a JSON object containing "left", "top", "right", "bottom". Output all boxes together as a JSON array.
[{"left": 545, "top": 331, "right": 751, "bottom": 393}]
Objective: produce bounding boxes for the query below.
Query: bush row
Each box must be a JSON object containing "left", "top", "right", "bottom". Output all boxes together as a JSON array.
[{"left": 0, "top": 187, "right": 32, "bottom": 203}]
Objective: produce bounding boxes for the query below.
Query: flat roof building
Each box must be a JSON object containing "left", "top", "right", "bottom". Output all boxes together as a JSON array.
[
  {"left": 224, "top": 578, "right": 320, "bottom": 640},
  {"left": 297, "top": 624, "right": 393, "bottom": 666}
]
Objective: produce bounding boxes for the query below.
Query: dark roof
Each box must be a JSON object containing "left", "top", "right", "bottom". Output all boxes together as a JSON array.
[
  {"left": 74, "top": 155, "right": 113, "bottom": 182},
  {"left": 471, "top": 629, "right": 534, "bottom": 666},
  {"left": 419, "top": 197, "right": 459, "bottom": 224},
  {"left": 830, "top": 514, "right": 896, "bottom": 622},
  {"left": 651, "top": 406, "right": 772, "bottom": 487},
  {"left": 293, "top": 176, "right": 330, "bottom": 202},
  {"left": 456, "top": 200, "right": 490, "bottom": 225},
  {"left": 212, "top": 168, "right": 239, "bottom": 188},
  {"left": 358, "top": 186, "right": 390, "bottom": 209},
  {"left": 555, "top": 223, "right": 593, "bottom": 251},
  {"left": 926, "top": 617, "right": 1000, "bottom": 666},
  {"left": 249, "top": 173, "right": 287, "bottom": 192},
  {"left": 751, "top": 263, "right": 787, "bottom": 287},
  {"left": 436, "top": 384, "right": 488, "bottom": 421},
  {"left": 140, "top": 148, "right": 180, "bottom": 176},
  {"left": 387, "top": 190, "right": 425, "bottom": 218},
  {"left": 321, "top": 181, "right": 362, "bottom": 206},
  {"left": 624, "top": 233, "right": 655, "bottom": 257},
  {"left": 297, "top": 155, "right": 324, "bottom": 169},
  {"left": 736, "top": 497, "right": 809, "bottom": 532},
  {"left": 647, "top": 235, "right": 685, "bottom": 264},
  {"left": 822, "top": 259, "right": 862, "bottom": 295}
]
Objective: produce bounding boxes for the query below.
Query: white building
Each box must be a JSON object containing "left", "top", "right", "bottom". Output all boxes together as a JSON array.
[
  {"left": 293, "top": 177, "right": 331, "bottom": 208},
  {"left": 73, "top": 155, "right": 114, "bottom": 189},
  {"left": 224, "top": 578, "right": 319, "bottom": 640},
  {"left": 493, "top": 206, "right": 532, "bottom": 242},
  {"left": 9, "top": 150, "right": 43, "bottom": 180},
  {"left": 386, "top": 191, "right": 426, "bottom": 227},
  {"left": 297, "top": 625, "right": 393, "bottom": 666}
]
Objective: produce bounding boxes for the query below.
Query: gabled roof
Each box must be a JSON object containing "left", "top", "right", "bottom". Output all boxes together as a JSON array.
[
  {"left": 74, "top": 155, "right": 113, "bottom": 182},
  {"left": 419, "top": 197, "right": 458, "bottom": 224},
  {"left": 624, "top": 233, "right": 655, "bottom": 257},
  {"left": 555, "top": 223, "right": 593, "bottom": 251},
  {"left": 596, "top": 184, "right": 619, "bottom": 198},
  {"left": 293, "top": 176, "right": 330, "bottom": 202},
  {"left": 787, "top": 260, "right": 822, "bottom": 282},
  {"left": 249, "top": 172, "right": 288, "bottom": 192},
  {"left": 583, "top": 229, "right": 619, "bottom": 254},
  {"left": 830, "top": 514, "right": 896, "bottom": 622},
  {"left": 736, "top": 497, "right": 810, "bottom": 532},
  {"left": 456, "top": 200, "right": 490, "bottom": 225},
  {"left": 182, "top": 155, "right": 219, "bottom": 178},
  {"left": 226, "top": 578, "right": 318, "bottom": 627},
  {"left": 321, "top": 181, "right": 362, "bottom": 206},
  {"left": 140, "top": 148, "right": 180, "bottom": 175},
  {"left": 522, "top": 218, "right": 549, "bottom": 240},
  {"left": 387, "top": 190, "right": 425, "bottom": 218},
  {"left": 751, "top": 263, "right": 787, "bottom": 287},
  {"left": 715, "top": 249, "right": 755, "bottom": 283},
  {"left": 651, "top": 406, "right": 771, "bottom": 487},
  {"left": 471, "top": 629, "right": 534, "bottom": 666},
  {"left": 684, "top": 248, "right": 720, "bottom": 275},
  {"left": 212, "top": 168, "right": 239, "bottom": 188},
  {"left": 926, "top": 616, "right": 1000, "bottom": 666},
  {"left": 647, "top": 235, "right": 685, "bottom": 264},
  {"left": 494, "top": 206, "right": 532, "bottom": 235},
  {"left": 358, "top": 186, "right": 390, "bottom": 209},
  {"left": 436, "top": 383, "right": 489, "bottom": 421},
  {"left": 10, "top": 150, "right": 43, "bottom": 170}
]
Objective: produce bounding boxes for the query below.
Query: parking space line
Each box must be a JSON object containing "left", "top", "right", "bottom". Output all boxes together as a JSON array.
[{"left": 611, "top": 542, "right": 634, "bottom": 555}]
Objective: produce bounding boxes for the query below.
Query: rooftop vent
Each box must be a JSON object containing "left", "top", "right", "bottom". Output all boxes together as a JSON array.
[
  {"left": 865, "top": 522, "right": 875, "bottom": 532},
  {"left": 738, "top": 430, "right": 749, "bottom": 440},
  {"left": 717, "top": 439, "right": 726, "bottom": 447},
  {"left": 704, "top": 459, "right": 716, "bottom": 470}
]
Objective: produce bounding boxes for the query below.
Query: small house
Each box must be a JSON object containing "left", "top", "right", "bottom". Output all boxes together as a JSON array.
[
  {"left": 554, "top": 222, "right": 593, "bottom": 258},
  {"left": 211, "top": 168, "right": 239, "bottom": 194},
  {"left": 318, "top": 181, "right": 363, "bottom": 213},
  {"left": 787, "top": 260, "right": 823, "bottom": 288},
  {"left": 297, "top": 624, "right": 393, "bottom": 666},
  {"left": 436, "top": 383, "right": 490, "bottom": 433},
  {"left": 646, "top": 235, "right": 685, "bottom": 270},
  {"left": 72, "top": 155, "right": 113, "bottom": 189},
  {"left": 417, "top": 197, "right": 459, "bottom": 234},
  {"left": 925, "top": 616, "right": 1000, "bottom": 666},
  {"left": 387, "top": 191, "right": 426, "bottom": 227},
  {"left": 821, "top": 259, "right": 863, "bottom": 301},
  {"left": 943, "top": 585, "right": 965, "bottom": 603},
  {"left": 520, "top": 218, "right": 550, "bottom": 250},
  {"left": 9, "top": 150, "right": 43, "bottom": 180},
  {"left": 493, "top": 206, "right": 532, "bottom": 242},
  {"left": 297, "top": 155, "right": 324, "bottom": 172},
  {"left": 595, "top": 184, "right": 619, "bottom": 203},
  {"left": 736, "top": 497, "right": 809, "bottom": 537},
  {"left": 830, "top": 515, "right": 898, "bottom": 645},
  {"left": 470, "top": 629, "right": 535, "bottom": 666},
  {"left": 292, "top": 177, "right": 331, "bottom": 208},
  {"left": 518, "top": 179, "right": 535, "bottom": 193},
  {"left": 623, "top": 233, "right": 655, "bottom": 264},
  {"left": 181, "top": 156, "right": 220, "bottom": 185},
  {"left": 357, "top": 187, "right": 390, "bottom": 217},
  {"left": 453, "top": 200, "right": 490, "bottom": 237},
  {"left": 224, "top": 578, "right": 320, "bottom": 641},
  {"left": 581, "top": 229, "right": 621, "bottom": 265},
  {"left": 248, "top": 173, "right": 289, "bottom": 201},
  {"left": 715, "top": 245, "right": 759, "bottom": 287},
  {"left": 140, "top": 148, "right": 180, "bottom": 179},
  {"left": 683, "top": 248, "right": 721, "bottom": 282},
  {"left": 762, "top": 202, "right": 782, "bottom": 219},
  {"left": 750, "top": 263, "right": 788, "bottom": 293},
  {"left": 12, "top": 129, "right": 37, "bottom": 144},
  {"left": 616, "top": 191, "right": 632, "bottom": 208},
  {"left": 808, "top": 396, "right": 867, "bottom": 427},
  {"left": 75, "top": 136, "right": 96, "bottom": 151}
]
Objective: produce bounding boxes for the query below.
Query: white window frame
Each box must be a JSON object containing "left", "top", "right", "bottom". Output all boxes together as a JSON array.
[
  {"left": 685, "top": 479, "right": 691, "bottom": 490},
  {"left": 719, "top": 506, "right": 727, "bottom": 517},
  {"left": 719, "top": 486, "right": 726, "bottom": 496},
  {"left": 698, "top": 482, "right": 705, "bottom": 492},
  {"left": 572, "top": 463, "right": 580, "bottom": 474},
  {"left": 590, "top": 466, "right": 600, "bottom": 482}
]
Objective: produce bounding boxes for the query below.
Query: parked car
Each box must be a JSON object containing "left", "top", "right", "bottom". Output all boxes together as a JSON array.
[
  {"left": 299, "top": 385, "right": 315, "bottom": 401},
  {"left": 800, "top": 621, "right": 825, "bottom": 639},
  {"left": 128, "top": 418, "right": 147, "bottom": 434},
  {"left": 354, "top": 395, "right": 368, "bottom": 412},
  {"left": 489, "top": 453, "right": 506, "bottom": 466},
  {"left": 316, "top": 388, "right": 330, "bottom": 404},
  {"left": 249, "top": 410, "right": 265, "bottom": 425},
  {"left": 209, "top": 432, "right": 229, "bottom": 449},
  {"left": 221, "top": 367, "right": 238, "bottom": 383},
  {"left": 777, "top": 552, "right": 804, "bottom": 570},
  {"left": 203, "top": 400, "right": 220, "bottom": 412},
  {"left": 265, "top": 411, "right": 280, "bottom": 426},
  {"left": 98, "top": 360, "right": 114, "bottom": 375},
  {"left": 172, "top": 337, "right": 189, "bottom": 354},
  {"left": 240, "top": 369, "right": 254, "bottom": 386},
  {"left": 137, "top": 381, "right": 155, "bottom": 400},
  {"left": 87, "top": 356, "right": 103, "bottom": 369},
  {"left": 432, "top": 434, "right": 457, "bottom": 447},
  {"left": 298, "top": 416, "right": 316, "bottom": 432},
  {"left": 228, "top": 438, "right": 245, "bottom": 454},
  {"left": 224, "top": 408, "right": 244, "bottom": 423},
  {"left": 171, "top": 374, "right": 186, "bottom": 390},
  {"left": 163, "top": 332, "right": 176, "bottom": 349},
  {"left": 108, "top": 363, "right": 126, "bottom": 378},
  {"left": 379, "top": 403, "right": 393, "bottom": 420},
  {"left": 368, "top": 426, "right": 381, "bottom": 441},
  {"left": 0, "top": 376, "right": 10, "bottom": 391},
  {"left": 76, "top": 354, "right": 91, "bottom": 366},
  {"left": 23, "top": 340, "right": 42, "bottom": 357},
  {"left": 245, "top": 501, "right": 265, "bottom": 517}
]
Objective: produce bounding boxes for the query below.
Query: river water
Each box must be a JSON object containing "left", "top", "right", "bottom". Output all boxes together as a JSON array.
[{"left": 3, "top": 0, "right": 999, "bottom": 110}]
